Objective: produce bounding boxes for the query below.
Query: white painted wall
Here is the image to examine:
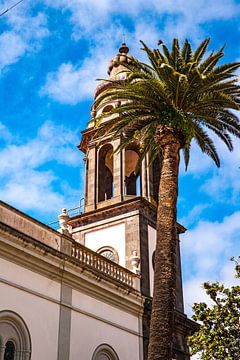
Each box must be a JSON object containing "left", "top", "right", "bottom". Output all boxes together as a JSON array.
[
  {"left": 85, "top": 223, "right": 126, "bottom": 267},
  {"left": 72, "top": 289, "right": 138, "bottom": 332},
  {"left": 0, "top": 255, "right": 143, "bottom": 360},
  {"left": 70, "top": 310, "right": 141, "bottom": 360},
  {"left": 148, "top": 225, "right": 156, "bottom": 297},
  {"left": 0, "top": 257, "right": 60, "bottom": 300},
  {"left": 0, "top": 258, "right": 60, "bottom": 360}
]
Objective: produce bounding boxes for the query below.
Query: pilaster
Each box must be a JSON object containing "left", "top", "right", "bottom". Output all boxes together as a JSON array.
[
  {"left": 112, "top": 138, "right": 122, "bottom": 201},
  {"left": 85, "top": 146, "right": 97, "bottom": 211}
]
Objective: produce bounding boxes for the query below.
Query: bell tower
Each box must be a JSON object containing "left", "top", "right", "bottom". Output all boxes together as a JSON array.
[
  {"left": 81, "top": 43, "right": 161, "bottom": 213},
  {"left": 68, "top": 44, "right": 195, "bottom": 360}
]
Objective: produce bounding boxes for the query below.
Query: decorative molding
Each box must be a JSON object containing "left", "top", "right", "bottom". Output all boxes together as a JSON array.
[
  {"left": 0, "top": 223, "right": 144, "bottom": 317},
  {"left": 0, "top": 278, "right": 143, "bottom": 338}
]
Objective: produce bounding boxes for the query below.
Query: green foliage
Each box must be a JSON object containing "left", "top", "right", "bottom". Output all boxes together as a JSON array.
[
  {"left": 94, "top": 38, "right": 240, "bottom": 169},
  {"left": 188, "top": 258, "right": 240, "bottom": 360}
]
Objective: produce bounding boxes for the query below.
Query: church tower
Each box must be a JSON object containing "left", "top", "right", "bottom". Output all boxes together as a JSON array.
[{"left": 68, "top": 44, "right": 195, "bottom": 360}]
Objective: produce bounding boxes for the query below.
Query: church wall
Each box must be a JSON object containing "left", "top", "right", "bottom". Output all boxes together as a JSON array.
[
  {"left": 0, "top": 258, "right": 60, "bottom": 360},
  {"left": 72, "top": 289, "right": 139, "bottom": 332},
  {"left": 70, "top": 310, "right": 142, "bottom": 360},
  {"left": 0, "top": 219, "right": 144, "bottom": 360},
  {"left": 0, "top": 257, "right": 60, "bottom": 300}
]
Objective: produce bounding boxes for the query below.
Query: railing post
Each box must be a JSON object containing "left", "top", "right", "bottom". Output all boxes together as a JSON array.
[
  {"left": 133, "top": 276, "right": 141, "bottom": 291},
  {"left": 60, "top": 235, "right": 72, "bottom": 256}
]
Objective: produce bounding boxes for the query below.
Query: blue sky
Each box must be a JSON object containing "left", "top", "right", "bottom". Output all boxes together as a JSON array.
[{"left": 0, "top": 0, "right": 240, "bottom": 321}]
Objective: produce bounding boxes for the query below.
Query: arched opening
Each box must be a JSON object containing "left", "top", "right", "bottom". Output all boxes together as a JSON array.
[
  {"left": 125, "top": 149, "right": 141, "bottom": 196},
  {"left": 97, "top": 246, "right": 119, "bottom": 264},
  {"left": 102, "top": 104, "right": 114, "bottom": 113},
  {"left": 98, "top": 144, "right": 114, "bottom": 202},
  {"left": 4, "top": 341, "right": 15, "bottom": 360},
  {"left": 0, "top": 311, "right": 31, "bottom": 360},
  {"left": 92, "top": 344, "right": 119, "bottom": 360}
]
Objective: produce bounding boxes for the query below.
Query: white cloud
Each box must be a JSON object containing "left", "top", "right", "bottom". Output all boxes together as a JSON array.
[
  {"left": 200, "top": 137, "right": 240, "bottom": 203},
  {"left": 155, "top": 0, "right": 240, "bottom": 41},
  {"left": 0, "top": 4, "right": 49, "bottom": 73},
  {"left": 0, "top": 0, "right": 237, "bottom": 74},
  {"left": 40, "top": 62, "right": 98, "bottom": 104},
  {"left": 41, "top": 28, "right": 122, "bottom": 103},
  {"left": 182, "top": 211, "right": 240, "bottom": 315},
  {"left": 40, "top": 16, "right": 162, "bottom": 104},
  {"left": 0, "top": 122, "right": 13, "bottom": 142},
  {"left": 44, "top": 0, "right": 240, "bottom": 41},
  {"left": 183, "top": 212, "right": 240, "bottom": 276},
  {"left": 180, "top": 140, "right": 214, "bottom": 177},
  {"left": 0, "top": 121, "right": 82, "bottom": 214},
  {"left": 0, "top": 169, "right": 62, "bottom": 211},
  {"left": 0, "top": 121, "right": 79, "bottom": 172},
  {"left": 0, "top": 31, "right": 27, "bottom": 71},
  {"left": 179, "top": 126, "right": 240, "bottom": 207},
  {"left": 41, "top": 0, "right": 240, "bottom": 104},
  {"left": 179, "top": 203, "right": 210, "bottom": 227}
]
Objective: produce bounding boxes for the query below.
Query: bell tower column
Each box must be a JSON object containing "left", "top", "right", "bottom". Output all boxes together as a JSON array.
[
  {"left": 85, "top": 146, "right": 97, "bottom": 211},
  {"left": 112, "top": 138, "right": 123, "bottom": 202}
]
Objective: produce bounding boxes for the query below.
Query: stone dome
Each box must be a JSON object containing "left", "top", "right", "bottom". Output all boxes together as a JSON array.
[
  {"left": 94, "top": 43, "right": 135, "bottom": 99},
  {"left": 107, "top": 43, "right": 135, "bottom": 76}
]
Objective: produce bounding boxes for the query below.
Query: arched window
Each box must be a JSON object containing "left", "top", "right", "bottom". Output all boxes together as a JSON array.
[
  {"left": 125, "top": 149, "right": 141, "bottom": 196},
  {"left": 4, "top": 341, "right": 15, "bottom": 360},
  {"left": 0, "top": 311, "right": 31, "bottom": 360},
  {"left": 92, "top": 344, "right": 119, "bottom": 360},
  {"left": 102, "top": 104, "right": 114, "bottom": 113},
  {"left": 98, "top": 144, "right": 114, "bottom": 202},
  {"left": 97, "top": 246, "right": 119, "bottom": 263}
]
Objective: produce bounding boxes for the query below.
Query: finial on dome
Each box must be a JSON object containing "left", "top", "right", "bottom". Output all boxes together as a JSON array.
[{"left": 119, "top": 42, "right": 129, "bottom": 54}]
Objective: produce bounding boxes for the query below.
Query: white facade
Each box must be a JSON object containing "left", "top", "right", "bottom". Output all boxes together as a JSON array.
[{"left": 0, "top": 201, "right": 144, "bottom": 360}]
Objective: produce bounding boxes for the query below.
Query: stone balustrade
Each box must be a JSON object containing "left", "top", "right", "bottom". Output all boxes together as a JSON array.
[
  {"left": 71, "top": 241, "right": 136, "bottom": 288},
  {"left": 0, "top": 200, "right": 139, "bottom": 291}
]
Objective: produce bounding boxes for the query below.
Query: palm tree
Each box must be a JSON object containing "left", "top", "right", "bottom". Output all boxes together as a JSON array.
[{"left": 94, "top": 38, "right": 240, "bottom": 360}]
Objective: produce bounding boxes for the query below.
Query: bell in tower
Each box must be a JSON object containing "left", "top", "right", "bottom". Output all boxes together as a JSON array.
[{"left": 68, "top": 44, "right": 195, "bottom": 360}]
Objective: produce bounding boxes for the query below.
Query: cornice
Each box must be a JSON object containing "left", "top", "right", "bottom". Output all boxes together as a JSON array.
[
  {"left": 0, "top": 222, "right": 144, "bottom": 316},
  {"left": 69, "top": 196, "right": 186, "bottom": 234}
]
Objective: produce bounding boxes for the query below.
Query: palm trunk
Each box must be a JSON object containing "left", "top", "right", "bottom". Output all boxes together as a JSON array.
[{"left": 148, "top": 131, "right": 180, "bottom": 360}]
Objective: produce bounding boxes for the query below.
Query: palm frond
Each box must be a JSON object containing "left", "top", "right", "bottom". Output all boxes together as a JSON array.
[
  {"left": 181, "top": 39, "right": 192, "bottom": 64},
  {"left": 193, "top": 122, "right": 220, "bottom": 167},
  {"left": 94, "top": 37, "right": 240, "bottom": 171},
  {"left": 193, "top": 38, "right": 210, "bottom": 64},
  {"left": 182, "top": 143, "right": 191, "bottom": 170}
]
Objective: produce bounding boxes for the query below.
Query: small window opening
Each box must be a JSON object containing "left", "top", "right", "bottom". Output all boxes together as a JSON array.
[
  {"left": 102, "top": 105, "right": 114, "bottom": 113},
  {"left": 125, "top": 149, "right": 141, "bottom": 196},
  {"left": 98, "top": 145, "right": 114, "bottom": 202},
  {"left": 4, "top": 341, "right": 15, "bottom": 360}
]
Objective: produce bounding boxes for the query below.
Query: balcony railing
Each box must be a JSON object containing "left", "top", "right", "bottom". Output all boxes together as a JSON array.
[
  {"left": 0, "top": 201, "right": 139, "bottom": 290},
  {"left": 71, "top": 241, "right": 136, "bottom": 288}
]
